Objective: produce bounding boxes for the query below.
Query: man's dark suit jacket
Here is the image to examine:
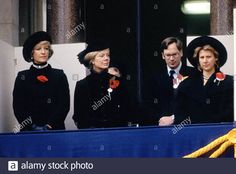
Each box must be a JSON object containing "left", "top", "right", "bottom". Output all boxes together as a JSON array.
[{"left": 143, "top": 64, "right": 195, "bottom": 125}]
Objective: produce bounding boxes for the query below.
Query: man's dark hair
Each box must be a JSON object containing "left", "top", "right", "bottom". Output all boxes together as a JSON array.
[{"left": 160, "top": 37, "right": 183, "bottom": 53}]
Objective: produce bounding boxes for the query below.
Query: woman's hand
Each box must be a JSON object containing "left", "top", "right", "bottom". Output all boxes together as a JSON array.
[
  {"left": 158, "top": 116, "right": 174, "bottom": 126},
  {"left": 108, "top": 67, "right": 121, "bottom": 77}
]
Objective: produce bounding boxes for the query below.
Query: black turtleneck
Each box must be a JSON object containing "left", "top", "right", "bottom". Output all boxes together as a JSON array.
[
  {"left": 30, "top": 64, "right": 51, "bottom": 78},
  {"left": 33, "top": 61, "right": 47, "bottom": 66}
]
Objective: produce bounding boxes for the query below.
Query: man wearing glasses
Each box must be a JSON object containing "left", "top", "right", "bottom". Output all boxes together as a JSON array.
[{"left": 152, "top": 37, "right": 195, "bottom": 126}]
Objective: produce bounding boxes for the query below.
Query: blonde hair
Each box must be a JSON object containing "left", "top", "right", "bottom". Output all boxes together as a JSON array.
[
  {"left": 84, "top": 51, "right": 99, "bottom": 69},
  {"left": 193, "top": 45, "right": 219, "bottom": 71},
  {"left": 32, "top": 41, "right": 54, "bottom": 59},
  {"left": 84, "top": 48, "right": 110, "bottom": 69}
]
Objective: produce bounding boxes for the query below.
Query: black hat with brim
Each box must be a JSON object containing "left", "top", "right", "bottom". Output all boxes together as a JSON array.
[
  {"left": 186, "top": 36, "right": 227, "bottom": 67},
  {"left": 77, "top": 39, "right": 110, "bottom": 67},
  {"left": 23, "top": 31, "right": 52, "bottom": 62}
]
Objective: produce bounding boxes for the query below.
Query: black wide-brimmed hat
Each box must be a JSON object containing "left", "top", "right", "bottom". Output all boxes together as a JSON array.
[
  {"left": 77, "top": 39, "right": 110, "bottom": 67},
  {"left": 186, "top": 36, "right": 227, "bottom": 67},
  {"left": 23, "top": 31, "right": 52, "bottom": 62}
]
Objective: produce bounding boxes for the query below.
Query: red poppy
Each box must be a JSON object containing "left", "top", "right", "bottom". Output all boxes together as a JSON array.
[
  {"left": 37, "top": 75, "right": 48, "bottom": 83},
  {"left": 173, "top": 74, "right": 188, "bottom": 89},
  {"left": 216, "top": 72, "right": 225, "bottom": 81},
  {"left": 109, "top": 79, "right": 120, "bottom": 89},
  {"left": 214, "top": 72, "right": 225, "bottom": 86}
]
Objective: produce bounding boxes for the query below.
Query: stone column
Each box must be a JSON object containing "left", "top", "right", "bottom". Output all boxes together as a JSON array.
[
  {"left": 0, "top": 0, "right": 19, "bottom": 46},
  {"left": 19, "top": 0, "right": 45, "bottom": 46},
  {"left": 47, "top": 0, "right": 85, "bottom": 44},
  {"left": 210, "top": 0, "right": 233, "bottom": 35},
  {"left": 31, "top": 0, "right": 44, "bottom": 32}
]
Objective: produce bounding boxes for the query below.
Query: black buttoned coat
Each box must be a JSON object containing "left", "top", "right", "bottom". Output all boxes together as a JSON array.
[
  {"left": 13, "top": 65, "right": 70, "bottom": 130},
  {"left": 73, "top": 70, "right": 129, "bottom": 129},
  {"left": 174, "top": 71, "right": 234, "bottom": 124}
]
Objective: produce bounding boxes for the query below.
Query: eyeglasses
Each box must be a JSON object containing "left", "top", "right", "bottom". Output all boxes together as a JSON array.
[{"left": 164, "top": 52, "right": 180, "bottom": 59}]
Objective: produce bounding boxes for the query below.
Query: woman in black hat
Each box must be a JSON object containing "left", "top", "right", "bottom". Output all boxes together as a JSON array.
[
  {"left": 13, "top": 31, "right": 70, "bottom": 131},
  {"left": 174, "top": 36, "right": 234, "bottom": 124},
  {"left": 72, "top": 41, "right": 130, "bottom": 129}
]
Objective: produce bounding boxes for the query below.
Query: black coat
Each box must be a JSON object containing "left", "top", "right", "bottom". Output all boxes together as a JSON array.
[
  {"left": 174, "top": 71, "right": 234, "bottom": 124},
  {"left": 73, "top": 70, "right": 129, "bottom": 129},
  {"left": 13, "top": 65, "right": 70, "bottom": 130},
  {"left": 146, "top": 65, "right": 195, "bottom": 125}
]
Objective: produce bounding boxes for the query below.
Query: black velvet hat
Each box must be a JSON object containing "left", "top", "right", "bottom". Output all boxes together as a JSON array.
[
  {"left": 186, "top": 36, "right": 227, "bottom": 67},
  {"left": 23, "top": 31, "right": 52, "bottom": 62},
  {"left": 77, "top": 39, "right": 110, "bottom": 67}
]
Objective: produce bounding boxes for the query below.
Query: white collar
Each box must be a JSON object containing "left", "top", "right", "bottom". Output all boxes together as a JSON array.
[
  {"left": 167, "top": 62, "right": 182, "bottom": 76},
  {"left": 32, "top": 63, "right": 49, "bottom": 69}
]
